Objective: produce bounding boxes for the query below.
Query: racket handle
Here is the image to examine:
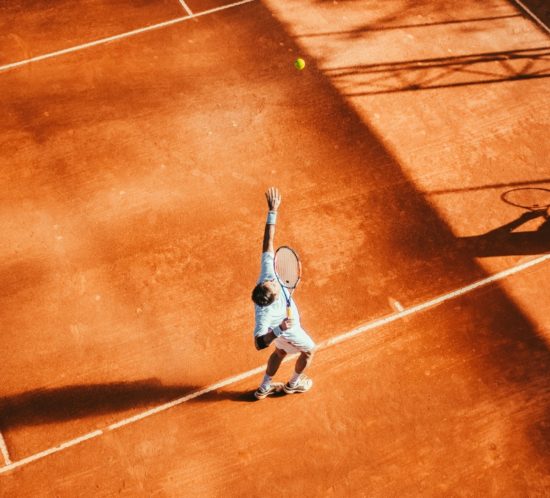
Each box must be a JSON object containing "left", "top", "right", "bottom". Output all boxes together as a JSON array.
[{"left": 286, "top": 306, "right": 292, "bottom": 319}]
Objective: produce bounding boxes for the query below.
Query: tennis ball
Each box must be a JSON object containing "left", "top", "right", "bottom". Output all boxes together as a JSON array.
[{"left": 294, "top": 58, "right": 306, "bottom": 70}]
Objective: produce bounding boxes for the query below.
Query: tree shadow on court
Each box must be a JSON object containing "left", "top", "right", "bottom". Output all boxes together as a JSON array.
[
  {"left": 0, "top": 379, "right": 261, "bottom": 429},
  {"left": 457, "top": 210, "right": 550, "bottom": 256}
]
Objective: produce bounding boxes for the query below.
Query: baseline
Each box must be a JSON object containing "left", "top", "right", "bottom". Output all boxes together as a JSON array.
[{"left": 0, "top": 0, "right": 256, "bottom": 74}]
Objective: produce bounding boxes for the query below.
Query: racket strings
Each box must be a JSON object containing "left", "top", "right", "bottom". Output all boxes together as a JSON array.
[{"left": 275, "top": 247, "right": 300, "bottom": 287}]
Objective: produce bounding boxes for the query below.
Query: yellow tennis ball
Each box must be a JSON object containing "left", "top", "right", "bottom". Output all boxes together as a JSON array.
[{"left": 294, "top": 58, "right": 306, "bottom": 70}]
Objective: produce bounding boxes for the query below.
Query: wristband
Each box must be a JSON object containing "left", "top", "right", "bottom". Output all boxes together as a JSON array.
[
  {"left": 273, "top": 325, "right": 283, "bottom": 337},
  {"left": 266, "top": 211, "right": 277, "bottom": 225}
]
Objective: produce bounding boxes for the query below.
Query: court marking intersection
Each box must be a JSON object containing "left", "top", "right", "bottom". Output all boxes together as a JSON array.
[
  {"left": 0, "top": 253, "right": 548, "bottom": 475},
  {"left": 1, "top": 0, "right": 548, "bottom": 75},
  {"left": 0, "top": 0, "right": 257, "bottom": 73},
  {"left": 177, "top": 0, "right": 194, "bottom": 17}
]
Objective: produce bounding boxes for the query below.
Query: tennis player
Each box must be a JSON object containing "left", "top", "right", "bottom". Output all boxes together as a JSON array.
[{"left": 251, "top": 187, "right": 315, "bottom": 400}]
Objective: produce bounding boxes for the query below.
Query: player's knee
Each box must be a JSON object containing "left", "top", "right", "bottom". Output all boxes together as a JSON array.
[
  {"left": 301, "top": 349, "right": 314, "bottom": 361},
  {"left": 275, "top": 348, "right": 287, "bottom": 359}
]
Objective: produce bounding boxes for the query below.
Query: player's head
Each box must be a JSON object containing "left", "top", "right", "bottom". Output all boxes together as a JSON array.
[{"left": 251, "top": 279, "right": 279, "bottom": 306}]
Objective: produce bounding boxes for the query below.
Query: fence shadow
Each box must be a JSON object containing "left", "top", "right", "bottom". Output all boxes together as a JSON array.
[{"left": 324, "top": 47, "right": 550, "bottom": 96}]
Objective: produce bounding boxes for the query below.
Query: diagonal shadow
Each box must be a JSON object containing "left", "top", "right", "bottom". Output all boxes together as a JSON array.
[{"left": 513, "top": 0, "right": 550, "bottom": 31}]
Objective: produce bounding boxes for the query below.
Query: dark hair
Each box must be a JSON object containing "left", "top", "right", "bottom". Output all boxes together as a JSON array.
[{"left": 252, "top": 283, "right": 276, "bottom": 306}]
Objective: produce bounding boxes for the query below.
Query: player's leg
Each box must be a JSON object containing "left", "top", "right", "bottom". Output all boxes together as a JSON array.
[
  {"left": 266, "top": 346, "right": 287, "bottom": 376},
  {"left": 280, "top": 328, "right": 316, "bottom": 395},
  {"left": 284, "top": 350, "right": 314, "bottom": 394},
  {"left": 254, "top": 347, "right": 286, "bottom": 400},
  {"left": 294, "top": 349, "right": 314, "bottom": 374}
]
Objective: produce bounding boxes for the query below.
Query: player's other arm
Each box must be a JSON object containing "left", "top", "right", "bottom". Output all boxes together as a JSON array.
[
  {"left": 262, "top": 187, "right": 281, "bottom": 253},
  {"left": 254, "top": 320, "right": 293, "bottom": 350},
  {"left": 255, "top": 330, "right": 277, "bottom": 350}
]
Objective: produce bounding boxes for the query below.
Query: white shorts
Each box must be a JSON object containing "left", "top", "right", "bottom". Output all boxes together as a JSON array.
[{"left": 274, "top": 327, "right": 316, "bottom": 354}]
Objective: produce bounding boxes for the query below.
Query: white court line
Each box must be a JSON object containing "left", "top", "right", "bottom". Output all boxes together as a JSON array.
[
  {"left": 0, "top": 0, "right": 256, "bottom": 73},
  {"left": 0, "top": 431, "right": 102, "bottom": 474},
  {"left": 320, "top": 253, "right": 550, "bottom": 349},
  {"left": 177, "top": 0, "right": 194, "bottom": 17},
  {"left": 510, "top": 0, "right": 550, "bottom": 34},
  {"left": 108, "top": 365, "right": 266, "bottom": 430},
  {"left": 1, "top": 253, "right": 548, "bottom": 475},
  {"left": 0, "top": 432, "right": 11, "bottom": 466}
]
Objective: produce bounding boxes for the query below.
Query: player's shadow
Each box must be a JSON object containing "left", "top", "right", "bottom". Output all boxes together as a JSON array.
[
  {"left": 199, "top": 388, "right": 286, "bottom": 403},
  {"left": 0, "top": 379, "right": 260, "bottom": 429},
  {"left": 457, "top": 210, "right": 550, "bottom": 256}
]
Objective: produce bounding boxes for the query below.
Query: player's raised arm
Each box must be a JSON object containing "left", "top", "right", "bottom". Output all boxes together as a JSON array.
[{"left": 262, "top": 187, "right": 281, "bottom": 253}]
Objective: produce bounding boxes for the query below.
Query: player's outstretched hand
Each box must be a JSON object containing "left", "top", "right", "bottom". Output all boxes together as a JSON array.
[{"left": 265, "top": 187, "right": 281, "bottom": 212}]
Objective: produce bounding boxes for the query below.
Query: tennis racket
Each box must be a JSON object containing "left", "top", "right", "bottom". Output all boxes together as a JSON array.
[
  {"left": 501, "top": 187, "right": 550, "bottom": 212},
  {"left": 274, "top": 246, "right": 302, "bottom": 319}
]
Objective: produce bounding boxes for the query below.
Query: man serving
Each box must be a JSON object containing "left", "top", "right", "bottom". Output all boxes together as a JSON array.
[{"left": 251, "top": 187, "right": 316, "bottom": 400}]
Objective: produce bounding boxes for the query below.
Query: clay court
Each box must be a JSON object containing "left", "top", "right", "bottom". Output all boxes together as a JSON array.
[{"left": 1, "top": 0, "right": 549, "bottom": 496}]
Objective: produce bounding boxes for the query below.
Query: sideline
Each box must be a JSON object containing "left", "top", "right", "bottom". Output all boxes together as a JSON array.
[{"left": 1, "top": 253, "right": 548, "bottom": 475}]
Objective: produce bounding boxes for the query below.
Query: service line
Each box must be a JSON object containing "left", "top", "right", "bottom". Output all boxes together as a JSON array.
[
  {"left": 0, "top": 0, "right": 256, "bottom": 73},
  {"left": 177, "top": 0, "right": 194, "bottom": 17},
  {"left": 1, "top": 253, "right": 549, "bottom": 475}
]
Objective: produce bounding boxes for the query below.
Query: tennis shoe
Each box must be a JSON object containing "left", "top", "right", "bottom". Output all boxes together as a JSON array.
[
  {"left": 254, "top": 382, "right": 284, "bottom": 400},
  {"left": 283, "top": 375, "right": 313, "bottom": 394}
]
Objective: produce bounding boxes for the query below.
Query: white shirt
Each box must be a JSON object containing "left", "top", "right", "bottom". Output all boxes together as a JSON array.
[{"left": 253, "top": 251, "right": 300, "bottom": 337}]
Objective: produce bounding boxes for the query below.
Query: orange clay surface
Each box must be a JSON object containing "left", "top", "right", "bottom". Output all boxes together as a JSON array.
[{"left": 1, "top": 0, "right": 549, "bottom": 496}]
